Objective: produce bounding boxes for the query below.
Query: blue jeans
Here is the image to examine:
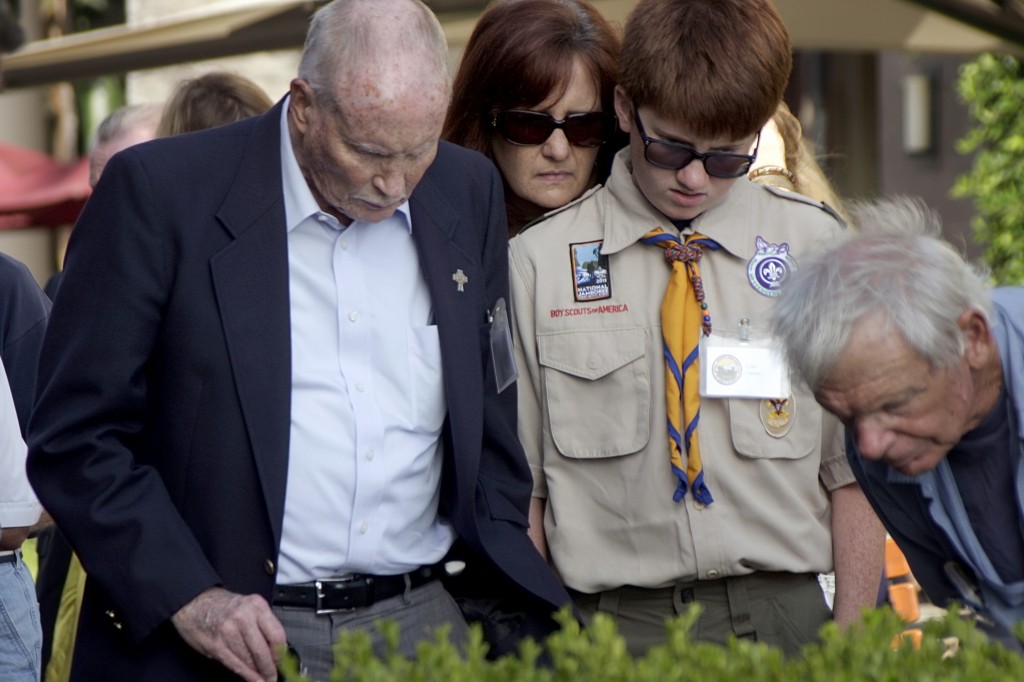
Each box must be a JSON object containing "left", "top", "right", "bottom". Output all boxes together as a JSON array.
[{"left": 0, "top": 552, "right": 42, "bottom": 681}]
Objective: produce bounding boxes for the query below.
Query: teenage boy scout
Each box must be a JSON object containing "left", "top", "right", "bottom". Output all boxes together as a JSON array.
[{"left": 510, "top": 0, "right": 885, "bottom": 657}]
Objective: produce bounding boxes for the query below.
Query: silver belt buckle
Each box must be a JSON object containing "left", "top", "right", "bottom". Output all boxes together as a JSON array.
[{"left": 314, "top": 576, "right": 358, "bottom": 615}]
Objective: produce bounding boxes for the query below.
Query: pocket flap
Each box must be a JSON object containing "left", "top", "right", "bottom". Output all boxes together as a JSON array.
[{"left": 538, "top": 328, "right": 646, "bottom": 381}]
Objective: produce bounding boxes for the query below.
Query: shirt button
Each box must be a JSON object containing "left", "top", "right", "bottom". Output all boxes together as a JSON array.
[
  {"left": 359, "top": 523, "right": 369, "bottom": 534},
  {"left": 348, "top": 311, "right": 359, "bottom": 322},
  {"left": 340, "top": 238, "right": 349, "bottom": 250},
  {"left": 366, "top": 449, "right": 375, "bottom": 461},
  {"left": 693, "top": 501, "right": 706, "bottom": 511},
  {"left": 264, "top": 559, "right": 276, "bottom": 575},
  {"left": 355, "top": 382, "right": 365, "bottom": 393},
  {"left": 706, "top": 569, "right": 720, "bottom": 579}
]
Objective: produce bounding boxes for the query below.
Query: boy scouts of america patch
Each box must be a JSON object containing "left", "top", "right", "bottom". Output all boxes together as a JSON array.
[
  {"left": 760, "top": 396, "right": 795, "bottom": 438},
  {"left": 570, "top": 240, "right": 612, "bottom": 302},
  {"left": 747, "top": 236, "right": 797, "bottom": 297}
]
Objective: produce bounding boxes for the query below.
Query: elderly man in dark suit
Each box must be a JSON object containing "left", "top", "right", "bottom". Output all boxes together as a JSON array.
[{"left": 26, "top": 1, "right": 571, "bottom": 680}]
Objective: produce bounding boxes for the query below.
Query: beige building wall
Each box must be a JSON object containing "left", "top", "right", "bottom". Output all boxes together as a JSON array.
[{"left": 125, "top": 0, "right": 300, "bottom": 110}]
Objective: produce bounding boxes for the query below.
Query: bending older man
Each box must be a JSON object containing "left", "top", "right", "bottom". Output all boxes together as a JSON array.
[
  {"left": 27, "top": 1, "right": 570, "bottom": 679},
  {"left": 771, "top": 196, "right": 1024, "bottom": 649}
]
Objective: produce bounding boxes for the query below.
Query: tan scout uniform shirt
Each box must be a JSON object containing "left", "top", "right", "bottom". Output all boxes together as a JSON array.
[{"left": 510, "top": 151, "right": 853, "bottom": 594}]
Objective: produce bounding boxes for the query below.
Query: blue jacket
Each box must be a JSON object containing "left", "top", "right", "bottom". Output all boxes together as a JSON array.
[{"left": 848, "top": 287, "right": 1024, "bottom": 646}]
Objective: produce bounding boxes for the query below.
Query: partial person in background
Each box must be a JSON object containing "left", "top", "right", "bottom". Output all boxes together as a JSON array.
[
  {"left": 0, "top": 254, "right": 49, "bottom": 434},
  {"left": 44, "top": 103, "right": 162, "bottom": 300},
  {"left": 156, "top": 71, "right": 273, "bottom": 138},
  {"left": 443, "top": 0, "right": 623, "bottom": 235},
  {"left": 0, "top": 253, "right": 49, "bottom": 682},
  {"left": 85, "top": 104, "right": 162, "bottom": 190},
  {"left": 0, "top": 355, "right": 44, "bottom": 681},
  {"left": 747, "top": 101, "right": 847, "bottom": 221},
  {"left": 771, "top": 197, "right": 1024, "bottom": 651}
]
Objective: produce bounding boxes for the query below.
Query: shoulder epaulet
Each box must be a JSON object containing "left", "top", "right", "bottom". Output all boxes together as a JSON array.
[
  {"left": 760, "top": 184, "right": 846, "bottom": 228},
  {"left": 518, "top": 183, "right": 604, "bottom": 234}
]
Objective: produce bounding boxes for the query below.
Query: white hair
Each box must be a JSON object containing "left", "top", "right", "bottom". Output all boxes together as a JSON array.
[
  {"left": 297, "top": 0, "right": 450, "bottom": 98},
  {"left": 91, "top": 103, "right": 162, "bottom": 149},
  {"left": 770, "top": 196, "right": 992, "bottom": 390}
]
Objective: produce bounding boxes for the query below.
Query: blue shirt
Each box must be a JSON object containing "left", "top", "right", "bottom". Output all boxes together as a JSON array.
[
  {"left": 276, "top": 99, "right": 453, "bottom": 584},
  {"left": 946, "top": 385, "right": 1024, "bottom": 583}
]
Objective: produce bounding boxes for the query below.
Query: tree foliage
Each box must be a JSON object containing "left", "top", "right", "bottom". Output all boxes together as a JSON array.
[{"left": 955, "top": 53, "right": 1024, "bottom": 285}]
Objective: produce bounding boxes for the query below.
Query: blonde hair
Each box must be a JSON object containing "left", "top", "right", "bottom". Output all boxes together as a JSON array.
[
  {"left": 157, "top": 72, "right": 273, "bottom": 137},
  {"left": 771, "top": 102, "right": 847, "bottom": 222}
]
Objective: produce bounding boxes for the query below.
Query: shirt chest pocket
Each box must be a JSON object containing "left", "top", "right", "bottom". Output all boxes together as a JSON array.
[
  {"left": 727, "top": 383, "right": 822, "bottom": 460},
  {"left": 538, "top": 328, "right": 651, "bottom": 459}
]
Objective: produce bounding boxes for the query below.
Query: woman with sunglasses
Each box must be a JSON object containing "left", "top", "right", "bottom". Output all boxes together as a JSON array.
[{"left": 443, "top": 0, "right": 622, "bottom": 235}]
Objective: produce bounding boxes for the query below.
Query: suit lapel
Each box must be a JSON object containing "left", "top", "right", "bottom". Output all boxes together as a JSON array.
[
  {"left": 410, "top": 176, "right": 484, "bottom": 506},
  {"left": 210, "top": 102, "right": 292, "bottom": 542}
]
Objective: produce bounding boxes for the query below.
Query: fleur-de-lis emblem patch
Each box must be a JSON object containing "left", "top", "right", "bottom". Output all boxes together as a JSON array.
[{"left": 747, "top": 236, "right": 797, "bottom": 298}]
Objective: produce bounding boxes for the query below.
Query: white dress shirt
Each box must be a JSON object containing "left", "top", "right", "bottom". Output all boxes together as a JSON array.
[
  {"left": 276, "top": 100, "right": 454, "bottom": 584},
  {"left": 0, "top": 355, "right": 41, "bottom": 541}
]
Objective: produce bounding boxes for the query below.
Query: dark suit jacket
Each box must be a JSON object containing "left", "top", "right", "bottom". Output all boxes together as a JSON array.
[{"left": 27, "top": 101, "right": 571, "bottom": 680}]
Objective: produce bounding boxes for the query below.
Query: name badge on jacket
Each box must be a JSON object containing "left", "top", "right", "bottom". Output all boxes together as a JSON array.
[{"left": 490, "top": 297, "right": 517, "bottom": 393}]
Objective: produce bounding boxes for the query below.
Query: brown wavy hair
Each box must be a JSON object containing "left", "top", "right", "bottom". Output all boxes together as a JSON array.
[{"left": 444, "top": 0, "right": 622, "bottom": 183}]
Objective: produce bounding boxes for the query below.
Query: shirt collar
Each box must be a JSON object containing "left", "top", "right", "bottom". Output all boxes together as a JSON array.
[
  {"left": 597, "top": 147, "right": 759, "bottom": 259},
  {"left": 279, "top": 97, "right": 411, "bottom": 234}
]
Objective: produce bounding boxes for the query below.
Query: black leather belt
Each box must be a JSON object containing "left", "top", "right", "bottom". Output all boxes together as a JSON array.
[
  {"left": 0, "top": 550, "right": 19, "bottom": 565},
  {"left": 272, "top": 564, "right": 441, "bottom": 613}
]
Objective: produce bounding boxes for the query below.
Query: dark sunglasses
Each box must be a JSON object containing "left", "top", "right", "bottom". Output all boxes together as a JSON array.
[
  {"left": 491, "top": 110, "right": 617, "bottom": 148},
  {"left": 632, "top": 107, "right": 758, "bottom": 178}
]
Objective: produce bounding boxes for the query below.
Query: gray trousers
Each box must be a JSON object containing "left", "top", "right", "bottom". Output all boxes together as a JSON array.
[
  {"left": 273, "top": 579, "right": 469, "bottom": 681},
  {"left": 572, "top": 572, "right": 832, "bottom": 658}
]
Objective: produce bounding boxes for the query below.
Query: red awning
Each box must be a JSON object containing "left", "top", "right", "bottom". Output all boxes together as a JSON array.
[{"left": 0, "top": 142, "right": 90, "bottom": 228}]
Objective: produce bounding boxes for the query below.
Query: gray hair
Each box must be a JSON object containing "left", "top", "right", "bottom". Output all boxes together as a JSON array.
[
  {"left": 297, "top": 0, "right": 450, "bottom": 96},
  {"left": 91, "top": 103, "right": 163, "bottom": 149},
  {"left": 770, "top": 196, "right": 992, "bottom": 391}
]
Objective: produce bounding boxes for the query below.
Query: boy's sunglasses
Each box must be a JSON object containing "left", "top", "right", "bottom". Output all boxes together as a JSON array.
[
  {"left": 491, "top": 110, "right": 617, "bottom": 148},
  {"left": 632, "top": 107, "right": 759, "bottom": 179}
]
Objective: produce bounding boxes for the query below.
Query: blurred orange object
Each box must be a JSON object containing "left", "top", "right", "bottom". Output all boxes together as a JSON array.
[
  {"left": 886, "top": 536, "right": 912, "bottom": 579},
  {"left": 891, "top": 628, "right": 923, "bottom": 650},
  {"left": 885, "top": 536, "right": 922, "bottom": 625},
  {"left": 889, "top": 582, "right": 921, "bottom": 622}
]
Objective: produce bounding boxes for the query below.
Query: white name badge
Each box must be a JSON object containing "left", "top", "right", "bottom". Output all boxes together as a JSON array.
[{"left": 699, "top": 330, "right": 790, "bottom": 398}]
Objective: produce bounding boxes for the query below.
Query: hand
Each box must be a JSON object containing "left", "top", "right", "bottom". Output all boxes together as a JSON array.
[{"left": 171, "top": 586, "right": 287, "bottom": 682}]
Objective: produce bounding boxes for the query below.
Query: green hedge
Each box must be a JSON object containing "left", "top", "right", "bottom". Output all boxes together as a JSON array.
[
  {"left": 279, "top": 606, "right": 1024, "bottom": 681},
  {"left": 955, "top": 53, "right": 1024, "bottom": 285}
]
